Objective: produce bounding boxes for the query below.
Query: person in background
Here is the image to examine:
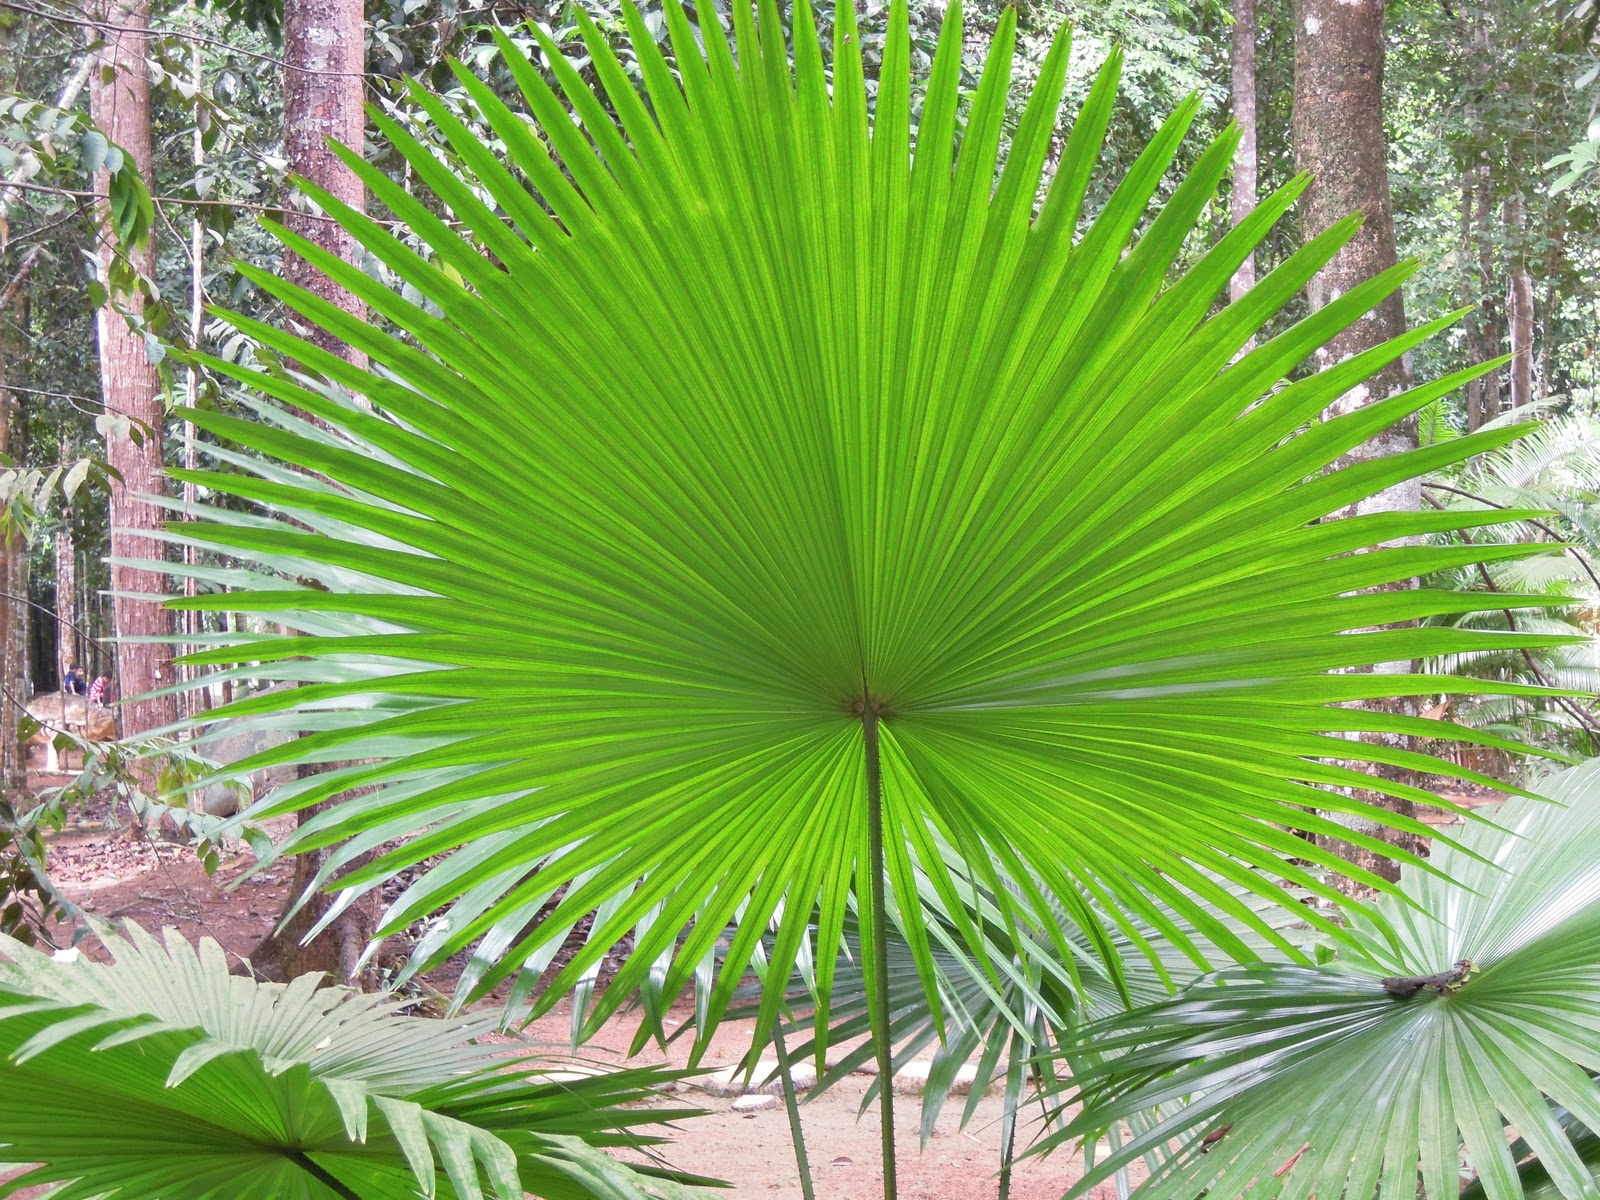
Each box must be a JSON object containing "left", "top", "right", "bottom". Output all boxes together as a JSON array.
[
  {"left": 87, "top": 674, "right": 109, "bottom": 707},
  {"left": 63, "top": 665, "right": 86, "bottom": 695}
]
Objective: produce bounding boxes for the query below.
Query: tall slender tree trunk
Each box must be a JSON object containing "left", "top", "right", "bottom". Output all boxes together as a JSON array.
[
  {"left": 1475, "top": 165, "right": 1501, "bottom": 422},
  {"left": 1503, "top": 192, "right": 1535, "bottom": 416},
  {"left": 1293, "top": 0, "right": 1422, "bottom": 886},
  {"left": 90, "top": 0, "right": 179, "bottom": 739},
  {"left": 244, "top": 0, "right": 376, "bottom": 985},
  {"left": 283, "top": 0, "right": 367, "bottom": 365},
  {"left": 1230, "top": 0, "right": 1258, "bottom": 303},
  {"left": 55, "top": 518, "right": 77, "bottom": 695},
  {"left": 1537, "top": 230, "right": 1563, "bottom": 401},
  {"left": 1461, "top": 172, "right": 1485, "bottom": 432},
  {"left": 182, "top": 1, "right": 208, "bottom": 718},
  {"left": 0, "top": 251, "right": 40, "bottom": 796}
]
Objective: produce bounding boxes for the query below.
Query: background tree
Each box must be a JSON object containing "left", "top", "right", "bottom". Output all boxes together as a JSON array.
[
  {"left": 1293, "top": 0, "right": 1422, "bottom": 884},
  {"left": 1231, "top": 0, "right": 1257, "bottom": 302},
  {"left": 88, "top": 0, "right": 179, "bottom": 739},
  {"left": 237, "top": 0, "right": 379, "bottom": 985}
]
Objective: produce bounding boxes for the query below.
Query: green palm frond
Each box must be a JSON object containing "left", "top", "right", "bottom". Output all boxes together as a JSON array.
[
  {"left": 0, "top": 924, "right": 710, "bottom": 1200},
  {"left": 167, "top": 0, "right": 1566, "bottom": 1054},
  {"left": 746, "top": 858, "right": 1311, "bottom": 1141},
  {"left": 1463, "top": 413, "right": 1600, "bottom": 498},
  {"left": 1042, "top": 760, "right": 1600, "bottom": 1200}
]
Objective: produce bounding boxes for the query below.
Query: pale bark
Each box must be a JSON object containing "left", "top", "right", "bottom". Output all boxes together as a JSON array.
[
  {"left": 1230, "top": 0, "right": 1258, "bottom": 302},
  {"left": 1475, "top": 185, "right": 1502, "bottom": 425},
  {"left": 56, "top": 519, "right": 77, "bottom": 692},
  {"left": 183, "top": 2, "right": 204, "bottom": 718},
  {"left": 1504, "top": 193, "right": 1535, "bottom": 416},
  {"left": 1294, "top": 0, "right": 1420, "bottom": 885},
  {"left": 1538, "top": 264, "right": 1560, "bottom": 401},
  {"left": 1461, "top": 172, "right": 1485, "bottom": 432},
  {"left": 90, "top": 0, "right": 179, "bottom": 739}
]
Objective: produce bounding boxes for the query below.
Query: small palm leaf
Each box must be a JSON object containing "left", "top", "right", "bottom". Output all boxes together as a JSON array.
[
  {"left": 0, "top": 925, "right": 710, "bottom": 1199},
  {"left": 745, "top": 855, "right": 1312, "bottom": 1139},
  {"left": 171, "top": 0, "right": 1564, "bottom": 1051},
  {"left": 1044, "top": 759, "right": 1600, "bottom": 1200}
]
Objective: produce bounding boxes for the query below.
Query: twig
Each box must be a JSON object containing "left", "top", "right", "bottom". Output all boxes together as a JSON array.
[
  {"left": 0, "top": 246, "right": 45, "bottom": 309},
  {"left": 1421, "top": 480, "right": 1600, "bottom": 593},
  {"left": 2, "top": 178, "right": 336, "bottom": 222},
  {"left": 0, "top": 589, "right": 101, "bottom": 647},
  {"left": 1, "top": 178, "right": 454, "bottom": 234},
  {"left": 1421, "top": 491, "right": 1600, "bottom": 738}
]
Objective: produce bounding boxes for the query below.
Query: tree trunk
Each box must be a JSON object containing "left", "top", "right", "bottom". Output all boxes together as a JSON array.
[
  {"left": 282, "top": 0, "right": 368, "bottom": 367},
  {"left": 55, "top": 520, "right": 77, "bottom": 696},
  {"left": 90, "top": 0, "right": 179, "bottom": 740},
  {"left": 1461, "top": 172, "right": 1484, "bottom": 432},
  {"left": 0, "top": 252, "right": 39, "bottom": 796},
  {"left": 244, "top": 0, "right": 377, "bottom": 986},
  {"left": 1293, "top": 0, "right": 1422, "bottom": 886},
  {"left": 183, "top": 1, "right": 206, "bottom": 718},
  {"left": 1230, "top": 0, "right": 1258, "bottom": 303},
  {"left": 1475, "top": 163, "right": 1501, "bottom": 423},
  {"left": 1503, "top": 193, "right": 1535, "bottom": 416},
  {"left": 1538, "top": 239, "right": 1562, "bottom": 401}
]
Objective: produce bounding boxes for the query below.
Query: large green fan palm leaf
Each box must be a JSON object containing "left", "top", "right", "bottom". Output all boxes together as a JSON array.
[{"left": 173, "top": 0, "right": 1559, "bottom": 1074}]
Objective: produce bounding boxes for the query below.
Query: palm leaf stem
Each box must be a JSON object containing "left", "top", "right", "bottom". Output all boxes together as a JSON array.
[
  {"left": 287, "top": 1150, "right": 361, "bottom": 1200},
  {"left": 863, "top": 700, "right": 898, "bottom": 1198},
  {"left": 1420, "top": 490, "right": 1600, "bottom": 740},
  {"left": 770, "top": 1022, "right": 816, "bottom": 1200},
  {"left": 998, "top": 1038, "right": 1025, "bottom": 1200}
]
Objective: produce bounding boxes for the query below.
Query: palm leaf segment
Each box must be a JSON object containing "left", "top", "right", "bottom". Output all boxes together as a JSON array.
[
  {"left": 744, "top": 858, "right": 1313, "bottom": 1142},
  {"left": 176, "top": 0, "right": 1558, "bottom": 1046},
  {"left": 0, "top": 924, "right": 708, "bottom": 1199},
  {"left": 1047, "top": 760, "right": 1600, "bottom": 1200}
]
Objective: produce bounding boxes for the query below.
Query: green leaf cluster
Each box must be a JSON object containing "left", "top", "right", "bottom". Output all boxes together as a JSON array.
[
  {"left": 0, "top": 924, "right": 710, "bottom": 1199},
  {"left": 1049, "top": 759, "right": 1600, "bottom": 1200}
]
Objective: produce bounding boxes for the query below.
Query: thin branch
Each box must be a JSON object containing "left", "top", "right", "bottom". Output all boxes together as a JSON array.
[
  {"left": 0, "top": 247, "right": 45, "bottom": 310},
  {"left": 1421, "top": 491, "right": 1600, "bottom": 738},
  {"left": 1421, "top": 480, "right": 1600, "bottom": 593},
  {"left": 0, "top": 588, "right": 99, "bottom": 647},
  {"left": 0, "top": 384, "right": 101, "bottom": 409},
  {"left": 1, "top": 179, "right": 435, "bottom": 233},
  {"left": 2, "top": 178, "right": 333, "bottom": 222},
  {"left": 0, "top": 200, "right": 92, "bottom": 249}
]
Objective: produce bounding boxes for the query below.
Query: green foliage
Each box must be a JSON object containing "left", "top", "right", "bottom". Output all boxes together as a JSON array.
[
  {"left": 0, "top": 923, "right": 712, "bottom": 1199},
  {"left": 1041, "top": 758, "right": 1600, "bottom": 1200},
  {"left": 1420, "top": 413, "right": 1600, "bottom": 755},
  {"left": 0, "top": 795, "right": 65, "bottom": 947}
]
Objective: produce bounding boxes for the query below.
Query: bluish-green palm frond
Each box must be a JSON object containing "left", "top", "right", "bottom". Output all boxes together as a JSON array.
[
  {"left": 1038, "top": 759, "right": 1600, "bottom": 1200},
  {"left": 733, "top": 855, "right": 1312, "bottom": 1145},
  {"left": 0, "top": 924, "right": 712, "bottom": 1200}
]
